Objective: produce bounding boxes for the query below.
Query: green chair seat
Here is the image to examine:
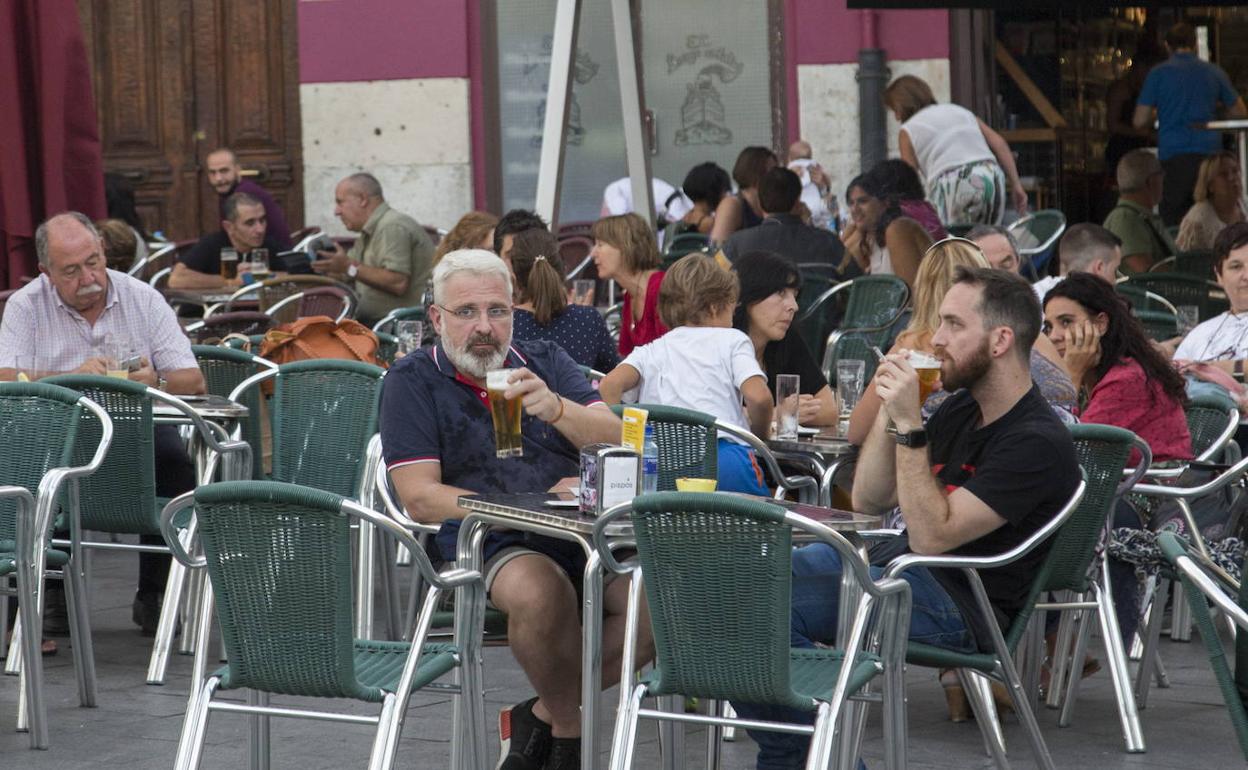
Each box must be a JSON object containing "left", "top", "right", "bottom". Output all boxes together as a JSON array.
[
  {"left": 214, "top": 640, "right": 459, "bottom": 698},
  {"left": 904, "top": 642, "right": 998, "bottom": 674},
  {"left": 0, "top": 547, "right": 71, "bottom": 573},
  {"left": 640, "top": 647, "right": 881, "bottom": 709}
]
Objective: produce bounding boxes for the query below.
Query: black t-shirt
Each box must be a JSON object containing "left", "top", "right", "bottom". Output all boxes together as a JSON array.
[
  {"left": 181, "top": 230, "right": 285, "bottom": 276},
  {"left": 871, "top": 385, "right": 1080, "bottom": 650},
  {"left": 762, "top": 329, "right": 828, "bottom": 396}
]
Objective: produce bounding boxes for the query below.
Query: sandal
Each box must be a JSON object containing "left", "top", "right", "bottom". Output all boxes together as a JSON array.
[
  {"left": 1039, "top": 656, "right": 1100, "bottom": 699},
  {"left": 939, "top": 668, "right": 1015, "bottom": 723}
]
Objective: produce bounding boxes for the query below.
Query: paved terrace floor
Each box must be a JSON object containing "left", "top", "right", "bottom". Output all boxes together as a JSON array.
[{"left": 0, "top": 548, "right": 1242, "bottom": 768}]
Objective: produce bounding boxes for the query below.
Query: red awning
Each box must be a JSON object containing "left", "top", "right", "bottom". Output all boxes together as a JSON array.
[{"left": 0, "top": 0, "right": 105, "bottom": 288}]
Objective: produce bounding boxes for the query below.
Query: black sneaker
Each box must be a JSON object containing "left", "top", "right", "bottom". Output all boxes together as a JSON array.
[
  {"left": 544, "top": 737, "right": 580, "bottom": 770},
  {"left": 497, "top": 696, "right": 552, "bottom": 770},
  {"left": 132, "top": 591, "right": 163, "bottom": 637}
]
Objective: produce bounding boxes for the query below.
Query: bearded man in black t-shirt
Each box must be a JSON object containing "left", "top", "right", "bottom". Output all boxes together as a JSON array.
[{"left": 735, "top": 266, "right": 1081, "bottom": 769}]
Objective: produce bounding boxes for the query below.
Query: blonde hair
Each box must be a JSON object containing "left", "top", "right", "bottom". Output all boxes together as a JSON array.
[
  {"left": 906, "top": 238, "right": 990, "bottom": 339},
  {"left": 590, "top": 213, "right": 660, "bottom": 274},
  {"left": 658, "top": 254, "right": 738, "bottom": 328},
  {"left": 883, "top": 76, "right": 937, "bottom": 122},
  {"left": 434, "top": 211, "right": 499, "bottom": 264},
  {"left": 1193, "top": 151, "right": 1239, "bottom": 204}
]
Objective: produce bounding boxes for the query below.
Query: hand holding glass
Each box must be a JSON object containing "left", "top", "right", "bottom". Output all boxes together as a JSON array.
[
  {"left": 487, "top": 368, "right": 524, "bottom": 458},
  {"left": 775, "top": 374, "right": 800, "bottom": 439},
  {"left": 910, "top": 351, "right": 942, "bottom": 407}
]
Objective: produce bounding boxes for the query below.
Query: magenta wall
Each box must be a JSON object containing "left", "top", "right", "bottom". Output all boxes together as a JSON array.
[
  {"left": 790, "top": 0, "right": 948, "bottom": 65},
  {"left": 297, "top": 0, "right": 469, "bottom": 83}
]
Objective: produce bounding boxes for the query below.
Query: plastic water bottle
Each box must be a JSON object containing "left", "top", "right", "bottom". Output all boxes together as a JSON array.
[{"left": 642, "top": 425, "right": 659, "bottom": 494}]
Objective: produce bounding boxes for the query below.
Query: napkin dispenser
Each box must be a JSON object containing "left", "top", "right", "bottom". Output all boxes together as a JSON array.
[{"left": 579, "top": 444, "right": 640, "bottom": 515}]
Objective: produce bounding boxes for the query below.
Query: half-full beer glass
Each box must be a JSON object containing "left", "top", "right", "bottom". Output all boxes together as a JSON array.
[
  {"left": 911, "top": 351, "right": 942, "bottom": 406},
  {"left": 486, "top": 368, "right": 524, "bottom": 458},
  {"left": 220, "top": 248, "right": 239, "bottom": 280}
]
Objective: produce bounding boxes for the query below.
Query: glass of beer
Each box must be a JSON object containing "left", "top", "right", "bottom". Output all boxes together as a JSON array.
[
  {"left": 486, "top": 368, "right": 524, "bottom": 458},
  {"left": 911, "top": 351, "right": 942, "bottom": 406},
  {"left": 250, "top": 248, "right": 271, "bottom": 279},
  {"left": 220, "top": 248, "right": 239, "bottom": 280}
]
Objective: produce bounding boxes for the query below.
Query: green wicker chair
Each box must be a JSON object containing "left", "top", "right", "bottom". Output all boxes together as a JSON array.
[
  {"left": 609, "top": 404, "right": 716, "bottom": 491},
  {"left": 42, "top": 375, "right": 252, "bottom": 687},
  {"left": 159, "top": 480, "right": 485, "bottom": 770},
  {"left": 661, "top": 232, "right": 709, "bottom": 269},
  {"left": 1134, "top": 309, "right": 1181, "bottom": 342},
  {"left": 592, "top": 492, "right": 911, "bottom": 770},
  {"left": 229, "top": 359, "right": 385, "bottom": 498},
  {"left": 818, "top": 276, "right": 910, "bottom": 383},
  {"left": 371, "top": 305, "right": 426, "bottom": 336},
  {"left": 1114, "top": 282, "right": 1179, "bottom": 315},
  {"left": 1121, "top": 273, "right": 1229, "bottom": 322},
  {"left": 0, "top": 382, "right": 112, "bottom": 749},
  {"left": 883, "top": 471, "right": 1089, "bottom": 769},
  {"left": 192, "top": 345, "right": 277, "bottom": 480},
  {"left": 375, "top": 331, "right": 399, "bottom": 367},
  {"left": 1150, "top": 250, "right": 1218, "bottom": 281},
  {"left": 1157, "top": 531, "right": 1248, "bottom": 760},
  {"left": 1030, "top": 425, "right": 1152, "bottom": 754}
]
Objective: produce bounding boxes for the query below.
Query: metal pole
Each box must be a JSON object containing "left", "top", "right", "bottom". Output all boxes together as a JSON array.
[
  {"left": 857, "top": 11, "right": 888, "bottom": 173},
  {"left": 534, "top": 0, "right": 584, "bottom": 231},
  {"left": 610, "top": 0, "right": 655, "bottom": 230}
]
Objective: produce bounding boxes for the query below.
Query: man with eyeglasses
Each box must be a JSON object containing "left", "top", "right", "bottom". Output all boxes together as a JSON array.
[
  {"left": 379, "top": 249, "right": 644, "bottom": 770},
  {"left": 1103, "top": 149, "right": 1178, "bottom": 274}
]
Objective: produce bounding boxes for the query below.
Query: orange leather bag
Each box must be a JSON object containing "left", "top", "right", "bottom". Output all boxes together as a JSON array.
[{"left": 258, "top": 315, "right": 384, "bottom": 378}]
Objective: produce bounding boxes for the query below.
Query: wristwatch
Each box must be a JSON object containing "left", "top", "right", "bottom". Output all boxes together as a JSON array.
[
  {"left": 346, "top": 260, "right": 360, "bottom": 280},
  {"left": 156, "top": 373, "right": 167, "bottom": 391},
  {"left": 888, "top": 425, "right": 927, "bottom": 448}
]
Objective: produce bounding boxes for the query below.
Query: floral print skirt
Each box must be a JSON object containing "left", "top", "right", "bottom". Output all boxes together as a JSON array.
[{"left": 929, "top": 159, "right": 1007, "bottom": 226}]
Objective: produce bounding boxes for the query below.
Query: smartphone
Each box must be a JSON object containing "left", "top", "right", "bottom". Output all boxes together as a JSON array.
[{"left": 121, "top": 355, "right": 143, "bottom": 372}]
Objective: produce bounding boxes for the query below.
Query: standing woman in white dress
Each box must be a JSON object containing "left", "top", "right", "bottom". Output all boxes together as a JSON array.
[{"left": 883, "top": 75, "right": 1029, "bottom": 226}]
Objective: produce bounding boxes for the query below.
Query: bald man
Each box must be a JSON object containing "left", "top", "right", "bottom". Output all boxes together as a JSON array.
[
  {"left": 787, "top": 139, "right": 832, "bottom": 228},
  {"left": 204, "top": 147, "right": 292, "bottom": 249}
]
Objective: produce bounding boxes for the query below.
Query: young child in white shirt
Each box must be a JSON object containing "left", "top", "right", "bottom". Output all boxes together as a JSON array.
[{"left": 599, "top": 254, "right": 773, "bottom": 494}]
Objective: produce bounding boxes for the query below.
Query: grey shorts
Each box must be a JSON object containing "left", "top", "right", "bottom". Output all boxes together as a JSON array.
[{"left": 482, "top": 545, "right": 625, "bottom": 604}]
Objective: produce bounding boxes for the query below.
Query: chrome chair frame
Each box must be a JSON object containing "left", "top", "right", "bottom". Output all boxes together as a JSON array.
[{"left": 713, "top": 420, "right": 819, "bottom": 504}]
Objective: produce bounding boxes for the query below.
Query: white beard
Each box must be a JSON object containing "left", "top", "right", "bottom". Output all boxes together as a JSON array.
[{"left": 443, "top": 336, "right": 509, "bottom": 379}]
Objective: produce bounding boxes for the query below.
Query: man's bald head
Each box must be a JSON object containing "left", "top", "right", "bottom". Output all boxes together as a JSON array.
[
  {"left": 36, "top": 212, "right": 99, "bottom": 267},
  {"left": 206, "top": 147, "right": 242, "bottom": 195},
  {"left": 787, "top": 140, "right": 812, "bottom": 162}
]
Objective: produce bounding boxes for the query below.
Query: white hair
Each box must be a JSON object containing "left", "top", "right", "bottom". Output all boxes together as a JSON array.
[{"left": 432, "top": 248, "right": 513, "bottom": 304}]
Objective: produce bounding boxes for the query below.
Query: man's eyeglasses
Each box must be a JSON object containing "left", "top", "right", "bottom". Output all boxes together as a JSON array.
[{"left": 435, "top": 304, "right": 512, "bottom": 322}]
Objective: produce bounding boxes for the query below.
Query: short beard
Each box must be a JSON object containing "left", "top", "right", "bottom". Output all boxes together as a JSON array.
[
  {"left": 443, "top": 332, "right": 509, "bottom": 379},
  {"left": 939, "top": 338, "right": 992, "bottom": 393}
]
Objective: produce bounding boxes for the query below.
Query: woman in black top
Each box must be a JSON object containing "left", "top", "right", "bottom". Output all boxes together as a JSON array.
[{"left": 732, "top": 250, "right": 838, "bottom": 426}]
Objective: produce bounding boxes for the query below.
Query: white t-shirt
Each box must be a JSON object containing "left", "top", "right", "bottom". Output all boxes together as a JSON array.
[
  {"left": 902, "top": 104, "right": 996, "bottom": 182},
  {"left": 619, "top": 326, "right": 766, "bottom": 437},
  {"left": 1032, "top": 275, "right": 1062, "bottom": 304},
  {"left": 601, "top": 177, "right": 693, "bottom": 223},
  {"left": 1174, "top": 311, "right": 1248, "bottom": 362},
  {"left": 869, "top": 242, "right": 892, "bottom": 275}
]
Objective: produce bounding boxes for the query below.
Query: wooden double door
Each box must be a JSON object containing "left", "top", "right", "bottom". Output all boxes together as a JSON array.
[{"left": 76, "top": 0, "right": 303, "bottom": 241}]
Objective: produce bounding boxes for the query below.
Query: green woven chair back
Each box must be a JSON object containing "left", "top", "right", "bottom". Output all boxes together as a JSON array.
[
  {"left": 662, "top": 233, "right": 709, "bottom": 268},
  {"left": 1124, "top": 274, "right": 1229, "bottom": 322},
  {"left": 270, "top": 360, "right": 384, "bottom": 498},
  {"left": 44, "top": 375, "right": 159, "bottom": 535},
  {"left": 1186, "top": 392, "right": 1237, "bottom": 458},
  {"left": 1114, "top": 283, "right": 1167, "bottom": 314},
  {"left": 610, "top": 404, "right": 717, "bottom": 491},
  {"left": 1037, "top": 424, "right": 1136, "bottom": 598},
  {"left": 842, "top": 275, "right": 909, "bottom": 330},
  {"left": 1174, "top": 250, "right": 1218, "bottom": 281},
  {"left": 193, "top": 480, "right": 383, "bottom": 701},
  {"left": 1134, "top": 309, "right": 1180, "bottom": 342},
  {"left": 795, "top": 283, "right": 844, "bottom": 363},
  {"left": 374, "top": 331, "right": 398, "bottom": 367},
  {"left": 1158, "top": 532, "right": 1248, "bottom": 759},
  {"left": 0, "top": 382, "right": 82, "bottom": 543},
  {"left": 193, "top": 345, "right": 270, "bottom": 479},
  {"left": 1008, "top": 209, "right": 1066, "bottom": 252},
  {"left": 629, "top": 491, "right": 811, "bottom": 710}
]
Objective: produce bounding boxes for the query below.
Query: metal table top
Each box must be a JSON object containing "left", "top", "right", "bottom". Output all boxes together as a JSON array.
[{"left": 153, "top": 393, "right": 249, "bottom": 420}]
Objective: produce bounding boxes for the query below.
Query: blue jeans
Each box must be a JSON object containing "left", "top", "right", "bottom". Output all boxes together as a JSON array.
[{"left": 733, "top": 543, "right": 975, "bottom": 770}]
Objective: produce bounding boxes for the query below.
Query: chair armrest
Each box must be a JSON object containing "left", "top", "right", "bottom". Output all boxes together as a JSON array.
[
  {"left": 883, "top": 478, "right": 1086, "bottom": 579},
  {"left": 341, "top": 497, "right": 479, "bottom": 592},
  {"left": 158, "top": 492, "right": 203, "bottom": 568},
  {"left": 148, "top": 389, "right": 253, "bottom": 481},
  {"left": 1132, "top": 450, "right": 1248, "bottom": 501}
]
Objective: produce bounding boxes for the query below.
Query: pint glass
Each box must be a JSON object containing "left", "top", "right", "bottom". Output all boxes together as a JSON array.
[
  {"left": 220, "top": 248, "right": 239, "bottom": 280},
  {"left": 911, "top": 351, "right": 942, "bottom": 406},
  {"left": 486, "top": 369, "right": 524, "bottom": 458}
]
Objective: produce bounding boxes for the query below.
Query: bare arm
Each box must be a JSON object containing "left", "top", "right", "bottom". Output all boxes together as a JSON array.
[
  {"left": 709, "top": 196, "right": 743, "bottom": 246},
  {"left": 169, "top": 262, "right": 234, "bottom": 291},
  {"left": 504, "top": 367, "right": 621, "bottom": 448},
  {"left": 391, "top": 461, "right": 476, "bottom": 525},
  {"left": 798, "top": 385, "right": 838, "bottom": 427},
  {"left": 313, "top": 245, "right": 411, "bottom": 297},
  {"left": 1228, "top": 97, "right": 1248, "bottom": 119},
  {"left": 898, "top": 129, "right": 920, "bottom": 172},
  {"left": 884, "top": 219, "right": 929, "bottom": 289},
  {"left": 851, "top": 405, "right": 898, "bottom": 514},
  {"left": 129, "top": 364, "right": 205, "bottom": 395},
  {"left": 1132, "top": 104, "right": 1155, "bottom": 131},
  {"left": 598, "top": 363, "right": 640, "bottom": 405},
  {"left": 977, "top": 118, "right": 1027, "bottom": 213},
  {"left": 846, "top": 374, "right": 883, "bottom": 446},
  {"left": 1122, "top": 252, "right": 1156, "bottom": 274},
  {"left": 740, "top": 374, "right": 773, "bottom": 439}
]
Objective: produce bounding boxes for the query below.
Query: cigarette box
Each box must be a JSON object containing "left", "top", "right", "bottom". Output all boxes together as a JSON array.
[{"left": 579, "top": 444, "right": 640, "bottom": 515}]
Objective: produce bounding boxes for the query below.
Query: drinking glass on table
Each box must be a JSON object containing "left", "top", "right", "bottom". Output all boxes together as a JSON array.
[
  {"left": 250, "top": 248, "right": 272, "bottom": 279},
  {"left": 486, "top": 368, "right": 524, "bottom": 458},
  {"left": 775, "top": 374, "right": 800, "bottom": 440},
  {"left": 101, "top": 340, "right": 137, "bottom": 379},
  {"left": 835, "top": 359, "right": 866, "bottom": 438},
  {"left": 572, "top": 279, "right": 595, "bottom": 306},
  {"left": 1176, "top": 305, "right": 1200, "bottom": 335},
  {"left": 395, "top": 320, "right": 424, "bottom": 357},
  {"left": 219, "top": 248, "right": 239, "bottom": 281}
]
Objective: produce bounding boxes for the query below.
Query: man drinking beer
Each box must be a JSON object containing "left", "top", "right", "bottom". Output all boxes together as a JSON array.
[
  {"left": 379, "top": 249, "right": 648, "bottom": 770},
  {"left": 169, "top": 191, "right": 284, "bottom": 291}
]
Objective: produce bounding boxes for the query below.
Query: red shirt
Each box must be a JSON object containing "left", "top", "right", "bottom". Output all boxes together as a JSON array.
[
  {"left": 1077, "top": 357, "right": 1192, "bottom": 464},
  {"left": 618, "top": 270, "right": 668, "bottom": 356}
]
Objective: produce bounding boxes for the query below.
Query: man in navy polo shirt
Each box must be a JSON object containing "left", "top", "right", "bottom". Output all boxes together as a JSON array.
[{"left": 380, "top": 248, "right": 640, "bottom": 770}]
